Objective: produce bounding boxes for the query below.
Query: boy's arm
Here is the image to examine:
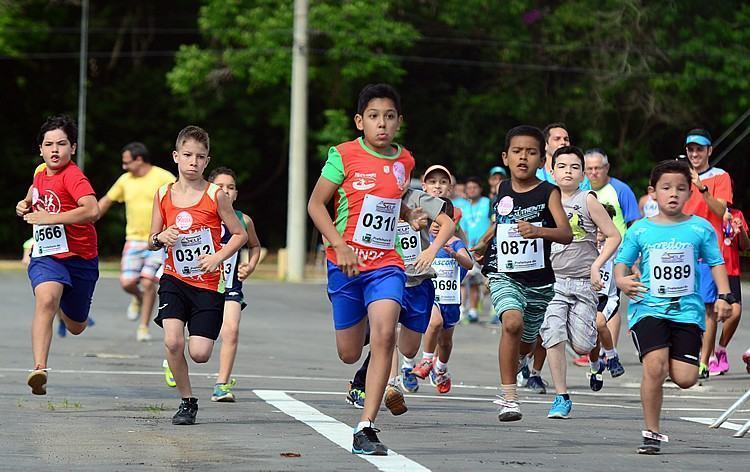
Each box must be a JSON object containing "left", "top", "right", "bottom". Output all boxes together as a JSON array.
[
  {"left": 414, "top": 213, "right": 455, "bottom": 272},
  {"left": 710, "top": 264, "right": 732, "bottom": 321},
  {"left": 237, "top": 214, "right": 261, "bottom": 281},
  {"left": 469, "top": 221, "right": 497, "bottom": 262},
  {"left": 518, "top": 188, "right": 572, "bottom": 243},
  {"left": 97, "top": 196, "right": 114, "bottom": 220},
  {"left": 452, "top": 246, "right": 475, "bottom": 270},
  {"left": 202, "top": 191, "right": 248, "bottom": 272},
  {"left": 16, "top": 185, "right": 34, "bottom": 216},
  {"left": 614, "top": 262, "right": 647, "bottom": 300},
  {"left": 587, "top": 193, "right": 622, "bottom": 288},
  {"left": 23, "top": 195, "right": 99, "bottom": 225},
  {"left": 149, "top": 191, "right": 177, "bottom": 250}
]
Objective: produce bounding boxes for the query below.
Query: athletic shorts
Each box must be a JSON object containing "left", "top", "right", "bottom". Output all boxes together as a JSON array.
[
  {"left": 434, "top": 303, "right": 460, "bottom": 330},
  {"left": 487, "top": 272, "right": 554, "bottom": 345},
  {"left": 463, "top": 262, "right": 486, "bottom": 286},
  {"left": 225, "top": 286, "right": 247, "bottom": 311},
  {"left": 729, "top": 276, "right": 743, "bottom": 304},
  {"left": 597, "top": 292, "right": 621, "bottom": 321},
  {"left": 630, "top": 316, "right": 702, "bottom": 366},
  {"left": 28, "top": 256, "right": 99, "bottom": 322},
  {"left": 399, "top": 279, "right": 434, "bottom": 334},
  {"left": 697, "top": 260, "right": 717, "bottom": 304},
  {"left": 154, "top": 274, "right": 225, "bottom": 340},
  {"left": 326, "top": 261, "right": 406, "bottom": 330},
  {"left": 121, "top": 241, "right": 164, "bottom": 282},
  {"left": 540, "top": 277, "right": 598, "bottom": 352}
]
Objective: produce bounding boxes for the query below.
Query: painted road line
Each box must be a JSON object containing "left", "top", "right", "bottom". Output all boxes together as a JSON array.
[
  {"left": 681, "top": 417, "right": 749, "bottom": 431},
  {"left": 254, "top": 389, "right": 430, "bottom": 472}
]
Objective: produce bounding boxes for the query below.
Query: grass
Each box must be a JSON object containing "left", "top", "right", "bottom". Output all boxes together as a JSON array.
[
  {"left": 46, "top": 399, "right": 82, "bottom": 411},
  {"left": 144, "top": 403, "right": 167, "bottom": 413}
]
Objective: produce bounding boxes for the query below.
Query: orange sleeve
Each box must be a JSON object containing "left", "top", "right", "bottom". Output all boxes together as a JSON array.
[{"left": 715, "top": 173, "right": 733, "bottom": 205}]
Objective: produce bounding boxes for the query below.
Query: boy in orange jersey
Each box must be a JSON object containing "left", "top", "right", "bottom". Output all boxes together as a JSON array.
[{"left": 148, "top": 126, "right": 247, "bottom": 425}]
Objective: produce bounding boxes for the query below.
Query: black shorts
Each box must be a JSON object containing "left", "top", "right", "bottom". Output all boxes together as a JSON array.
[
  {"left": 154, "top": 274, "right": 225, "bottom": 340},
  {"left": 597, "top": 293, "right": 621, "bottom": 321},
  {"left": 630, "top": 317, "right": 702, "bottom": 366},
  {"left": 225, "top": 286, "right": 247, "bottom": 311},
  {"left": 729, "top": 276, "right": 743, "bottom": 304}
]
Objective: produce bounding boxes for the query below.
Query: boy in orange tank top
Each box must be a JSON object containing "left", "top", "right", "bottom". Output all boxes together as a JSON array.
[{"left": 148, "top": 126, "right": 248, "bottom": 425}]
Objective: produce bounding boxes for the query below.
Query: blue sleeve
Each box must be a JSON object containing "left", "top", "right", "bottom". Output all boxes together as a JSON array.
[
  {"left": 579, "top": 176, "right": 592, "bottom": 190},
  {"left": 613, "top": 178, "right": 640, "bottom": 224},
  {"left": 614, "top": 224, "right": 641, "bottom": 266},
  {"left": 451, "top": 239, "right": 467, "bottom": 252},
  {"left": 700, "top": 220, "right": 725, "bottom": 266}
]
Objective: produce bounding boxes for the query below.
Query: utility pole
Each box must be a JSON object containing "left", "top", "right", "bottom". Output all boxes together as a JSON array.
[
  {"left": 285, "top": 0, "right": 309, "bottom": 281},
  {"left": 77, "top": 0, "right": 89, "bottom": 170}
]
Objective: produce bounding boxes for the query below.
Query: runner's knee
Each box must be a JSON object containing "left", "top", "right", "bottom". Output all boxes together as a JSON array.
[{"left": 164, "top": 334, "right": 185, "bottom": 354}]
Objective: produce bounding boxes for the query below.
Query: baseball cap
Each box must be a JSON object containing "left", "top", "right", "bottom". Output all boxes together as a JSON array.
[
  {"left": 489, "top": 166, "right": 507, "bottom": 177},
  {"left": 422, "top": 164, "right": 452, "bottom": 182},
  {"left": 685, "top": 128, "right": 712, "bottom": 147}
]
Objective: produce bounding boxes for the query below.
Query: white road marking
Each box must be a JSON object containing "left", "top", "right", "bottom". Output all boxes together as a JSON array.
[
  {"left": 254, "top": 389, "right": 430, "bottom": 472},
  {"left": 680, "top": 417, "right": 750, "bottom": 431}
]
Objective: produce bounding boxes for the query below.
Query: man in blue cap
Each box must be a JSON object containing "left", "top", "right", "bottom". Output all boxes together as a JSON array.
[{"left": 488, "top": 166, "right": 507, "bottom": 202}]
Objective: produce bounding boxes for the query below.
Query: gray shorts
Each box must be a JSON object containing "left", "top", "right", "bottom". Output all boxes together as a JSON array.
[
  {"left": 488, "top": 272, "right": 554, "bottom": 345},
  {"left": 540, "top": 277, "right": 598, "bottom": 352}
]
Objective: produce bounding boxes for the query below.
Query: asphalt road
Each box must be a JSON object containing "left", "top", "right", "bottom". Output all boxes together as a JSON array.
[{"left": 1, "top": 272, "right": 749, "bottom": 471}]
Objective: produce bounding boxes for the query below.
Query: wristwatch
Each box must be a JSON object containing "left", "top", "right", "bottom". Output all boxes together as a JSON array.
[
  {"left": 151, "top": 232, "right": 164, "bottom": 249},
  {"left": 699, "top": 185, "right": 709, "bottom": 193},
  {"left": 717, "top": 293, "right": 737, "bottom": 304}
]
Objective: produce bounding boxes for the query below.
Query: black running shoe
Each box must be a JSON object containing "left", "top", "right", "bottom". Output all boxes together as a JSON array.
[
  {"left": 637, "top": 437, "right": 661, "bottom": 455},
  {"left": 172, "top": 397, "right": 198, "bottom": 425},
  {"left": 352, "top": 426, "right": 388, "bottom": 455}
]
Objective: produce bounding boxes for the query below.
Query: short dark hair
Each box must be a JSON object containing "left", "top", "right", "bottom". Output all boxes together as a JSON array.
[
  {"left": 650, "top": 160, "right": 691, "bottom": 188},
  {"left": 357, "top": 83, "right": 402, "bottom": 116},
  {"left": 601, "top": 202, "right": 616, "bottom": 219},
  {"left": 504, "top": 125, "right": 545, "bottom": 155},
  {"left": 176, "top": 125, "right": 209, "bottom": 152},
  {"left": 439, "top": 197, "right": 454, "bottom": 219},
  {"left": 37, "top": 115, "right": 78, "bottom": 146},
  {"left": 464, "top": 176, "right": 483, "bottom": 187},
  {"left": 208, "top": 166, "right": 237, "bottom": 183},
  {"left": 542, "top": 122, "right": 568, "bottom": 143},
  {"left": 552, "top": 145, "right": 585, "bottom": 167},
  {"left": 121, "top": 142, "right": 150, "bottom": 163}
]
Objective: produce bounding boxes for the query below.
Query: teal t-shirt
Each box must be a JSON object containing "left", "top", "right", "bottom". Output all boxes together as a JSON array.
[{"left": 614, "top": 216, "right": 724, "bottom": 330}]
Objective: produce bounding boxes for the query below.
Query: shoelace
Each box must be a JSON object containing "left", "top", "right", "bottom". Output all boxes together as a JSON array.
[
  {"left": 362, "top": 427, "right": 382, "bottom": 441},
  {"left": 493, "top": 396, "right": 519, "bottom": 407},
  {"left": 177, "top": 401, "right": 195, "bottom": 414}
]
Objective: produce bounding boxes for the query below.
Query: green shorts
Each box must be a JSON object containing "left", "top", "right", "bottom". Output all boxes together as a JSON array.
[{"left": 488, "top": 272, "right": 554, "bottom": 344}]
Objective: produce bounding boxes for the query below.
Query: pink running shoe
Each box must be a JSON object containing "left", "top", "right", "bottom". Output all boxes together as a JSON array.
[
  {"left": 708, "top": 355, "right": 721, "bottom": 375},
  {"left": 411, "top": 358, "right": 434, "bottom": 379},
  {"left": 742, "top": 351, "right": 750, "bottom": 374},
  {"left": 715, "top": 350, "right": 729, "bottom": 374},
  {"left": 430, "top": 368, "right": 452, "bottom": 394}
]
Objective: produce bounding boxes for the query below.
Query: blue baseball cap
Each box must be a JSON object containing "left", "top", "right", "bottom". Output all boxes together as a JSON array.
[
  {"left": 685, "top": 128, "right": 712, "bottom": 146},
  {"left": 489, "top": 166, "right": 507, "bottom": 177}
]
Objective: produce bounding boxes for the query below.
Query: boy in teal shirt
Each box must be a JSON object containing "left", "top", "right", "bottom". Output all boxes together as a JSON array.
[{"left": 615, "top": 159, "right": 732, "bottom": 455}]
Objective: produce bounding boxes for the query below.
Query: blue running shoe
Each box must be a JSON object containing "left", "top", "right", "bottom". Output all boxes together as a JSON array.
[
  {"left": 589, "top": 360, "right": 605, "bottom": 392},
  {"left": 526, "top": 375, "right": 546, "bottom": 394},
  {"left": 607, "top": 355, "right": 625, "bottom": 378},
  {"left": 57, "top": 320, "right": 67, "bottom": 338},
  {"left": 400, "top": 367, "right": 419, "bottom": 393},
  {"left": 547, "top": 394, "right": 572, "bottom": 419}
]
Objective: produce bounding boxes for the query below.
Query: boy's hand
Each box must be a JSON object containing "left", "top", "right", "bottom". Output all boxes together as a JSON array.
[
  {"left": 590, "top": 266, "right": 604, "bottom": 292},
  {"left": 333, "top": 243, "right": 360, "bottom": 277},
  {"left": 715, "top": 299, "right": 732, "bottom": 322},
  {"left": 617, "top": 273, "right": 647, "bottom": 300},
  {"left": 198, "top": 253, "right": 222, "bottom": 273},
  {"left": 469, "top": 241, "right": 487, "bottom": 263},
  {"left": 516, "top": 220, "right": 540, "bottom": 239},
  {"left": 237, "top": 262, "right": 256, "bottom": 281},
  {"left": 158, "top": 225, "right": 179, "bottom": 247},
  {"left": 405, "top": 207, "right": 429, "bottom": 231},
  {"left": 690, "top": 167, "right": 703, "bottom": 189},
  {"left": 414, "top": 247, "right": 438, "bottom": 272},
  {"left": 442, "top": 243, "right": 456, "bottom": 258},
  {"left": 23, "top": 207, "right": 53, "bottom": 225},
  {"left": 16, "top": 200, "right": 31, "bottom": 217}
]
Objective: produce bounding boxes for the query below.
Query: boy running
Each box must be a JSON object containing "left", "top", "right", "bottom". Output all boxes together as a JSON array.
[
  {"left": 614, "top": 159, "right": 731, "bottom": 454},
  {"left": 16, "top": 115, "right": 100, "bottom": 395},
  {"left": 471, "top": 125, "right": 573, "bottom": 422},
  {"left": 308, "top": 84, "right": 417, "bottom": 455},
  {"left": 148, "top": 126, "right": 248, "bottom": 425},
  {"left": 207, "top": 167, "right": 262, "bottom": 402},
  {"left": 540, "top": 146, "right": 621, "bottom": 418}
]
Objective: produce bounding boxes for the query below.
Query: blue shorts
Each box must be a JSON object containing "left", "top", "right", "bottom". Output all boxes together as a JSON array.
[
  {"left": 698, "top": 261, "right": 717, "bottom": 304},
  {"left": 326, "top": 261, "right": 405, "bottom": 330},
  {"left": 28, "top": 256, "right": 99, "bottom": 322},
  {"left": 400, "top": 280, "right": 434, "bottom": 334},
  {"left": 435, "top": 303, "right": 461, "bottom": 330}
]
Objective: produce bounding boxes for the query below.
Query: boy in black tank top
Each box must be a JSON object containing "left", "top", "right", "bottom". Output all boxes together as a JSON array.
[{"left": 472, "top": 126, "right": 572, "bottom": 422}]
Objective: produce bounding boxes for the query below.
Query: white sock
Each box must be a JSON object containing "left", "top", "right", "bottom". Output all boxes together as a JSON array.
[
  {"left": 604, "top": 348, "right": 617, "bottom": 359},
  {"left": 388, "top": 377, "right": 398, "bottom": 386},
  {"left": 422, "top": 352, "right": 435, "bottom": 361},
  {"left": 355, "top": 420, "right": 373, "bottom": 433},
  {"left": 435, "top": 359, "right": 448, "bottom": 372},
  {"left": 402, "top": 355, "right": 417, "bottom": 370}
]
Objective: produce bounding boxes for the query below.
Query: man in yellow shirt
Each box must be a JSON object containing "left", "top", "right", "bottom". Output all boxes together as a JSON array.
[{"left": 98, "top": 142, "right": 175, "bottom": 341}]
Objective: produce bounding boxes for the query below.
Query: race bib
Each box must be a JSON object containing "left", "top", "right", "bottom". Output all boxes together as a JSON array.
[
  {"left": 495, "top": 223, "right": 544, "bottom": 272},
  {"left": 598, "top": 259, "right": 613, "bottom": 295},
  {"left": 31, "top": 224, "right": 69, "bottom": 258},
  {"left": 432, "top": 257, "right": 461, "bottom": 304},
  {"left": 223, "top": 252, "right": 239, "bottom": 289},
  {"left": 397, "top": 222, "right": 421, "bottom": 265},
  {"left": 649, "top": 247, "right": 695, "bottom": 298},
  {"left": 173, "top": 228, "right": 216, "bottom": 276},
  {"left": 352, "top": 194, "right": 401, "bottom": 249}
]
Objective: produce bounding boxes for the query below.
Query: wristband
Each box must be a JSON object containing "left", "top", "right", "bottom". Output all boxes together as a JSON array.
[{"left": 151, "top": 232, "right": 164, "bottom": 249}]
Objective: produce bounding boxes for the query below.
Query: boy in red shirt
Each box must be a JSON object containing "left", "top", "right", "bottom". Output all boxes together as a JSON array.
[{"left": 16, "top": 115, "right": 100, "bottom": 395}]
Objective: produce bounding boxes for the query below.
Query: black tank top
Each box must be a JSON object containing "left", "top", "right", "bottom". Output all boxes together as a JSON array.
[{"left": 483, "top": 179, "right": 557, "bottom": 286}]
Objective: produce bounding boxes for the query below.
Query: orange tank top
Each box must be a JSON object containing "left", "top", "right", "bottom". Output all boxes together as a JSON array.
[{"left": 159, "top": 182, "right": 225, "bottom": 292}]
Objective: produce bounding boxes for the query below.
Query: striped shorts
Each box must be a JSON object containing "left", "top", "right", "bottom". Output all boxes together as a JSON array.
[
  {"left": 540, "top": 277, "right": 598, "bottom": 352},
  {"left": 487, "top": 272, "right": 554, "bottom": 345}
]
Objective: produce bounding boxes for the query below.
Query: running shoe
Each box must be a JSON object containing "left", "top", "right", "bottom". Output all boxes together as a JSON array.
[
  {"left": 384, "top": 384, "right": 407, "bottom": 415},
  {"left": 136, "top": 325, "right": 152, "bottom": 342},
  {"left": 589, "top": 360, "right": 605, "bottom": 392},
  {"left": 127, "top": 297, "right": 140, "bottom": 321},
  {"left": 87, "top": 316, "right": 95, "bottom": 327},
  {"left": 573, "top": 354, "right": 589, "bottom": 367},
  {"left": 488, "top": 314, "right": 500, "bottom": 326},
  {"left": 352, "top": 426, "right": 388, "bottom": 455},
  {"left": 715, "top": 350, "right": 729, "bottom": 374},
  {"left": 743, "top": 351, "right": 750, "bottom": 374},
  {"left": 526, "top": 375, "right": 546, "bottom": 394},
  {"left": 162, "top": 359, "right": 176, "bottom": 388},
  {"left": 27, "top": 367, "right": 47, "bottom": 395},
  {"left": 345, "top": 382, "right": 365, "bottom": 409},
  {"left": 172, "top": 397, "right": 198, "bottom": 425},
  {"left": 516, "top": 363, "right": 530, "bottom": 388},
  {"left": 466, "top": 309, "right": 479, "bottom": 323},
  {"left": 400, "top": 367, "right": 419, "bottom": 393},
  {"left": 57, "top": 320, "right": 67, "bottom": 338},
  {"left": 708, "top": 355, "right": 721, "bottom": 375},
  {"left": 547, "top": 394, "right": 572, "bottom": 419},
  {"left": 637, "top": 431, "right": 664, "bottom": 455},
  {"left": 607, "top": 355, "right": 625, "bottom": 378},
  {"left": 430, "top": 368, "right": 452, "bottom": 394},
  {"left": 411, "top": 357, "right": 434, "bottom": 379},
  {"left": 494, "top": 397, "right": 522, "bottom": 422},
  {"left": 698, "top": 363, "right": 709, "bottom": 381},
  {"left": 211, "top": 378, "right": 237, "bottom": 402}
]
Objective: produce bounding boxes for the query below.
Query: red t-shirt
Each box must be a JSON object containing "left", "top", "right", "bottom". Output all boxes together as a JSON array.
[
  {"left": 721, "top": 209, "right": 748, "bottom": 277},
  {"left": 31, "top": 162, "right": 98, "bottom": 260},
  {"left": 684, "top": 167, "right": 733, "bottom": 247}
]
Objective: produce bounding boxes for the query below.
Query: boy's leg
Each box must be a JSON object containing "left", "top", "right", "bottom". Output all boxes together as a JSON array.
[
  {"left": 437, "top": 327, "right": 455, "bottom": 363},
  {"left": 699, "top": 304, "right": 717, "bottom": 369},
  {"left": 718, "top": 277, "right": 743, "bottom": 349},
  {"left": 606, "top": 311, "right": 622, "bottom": 348},
  {"left": 597, "top": 312, "right": 615, "bottom": 350},
  {"left": 31, "top": 281, "right": 64, "bottom": 369},
  {"left": 352, "top": 351, "right": 370, "bottom": 389},
  {"left": 541, "top": 287, "right": 571, "bottom": 398},
  {"left": 187, "top": 335, "right": 215, "bottom": 364},
  {"left": 162, "top": 318, "right": 192, "bottom": 398},
  {"left": 640, "top": 348, "right": 670, "bottom": 433},
  {"left": 217, "top": 300, "right": 243, "bottom": 384},
  {"left": 422, "top": 306, "right": 442, "bottom": 354},
  {"left": 363, "top": 300, "right": 400, "bottom": 424}
]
